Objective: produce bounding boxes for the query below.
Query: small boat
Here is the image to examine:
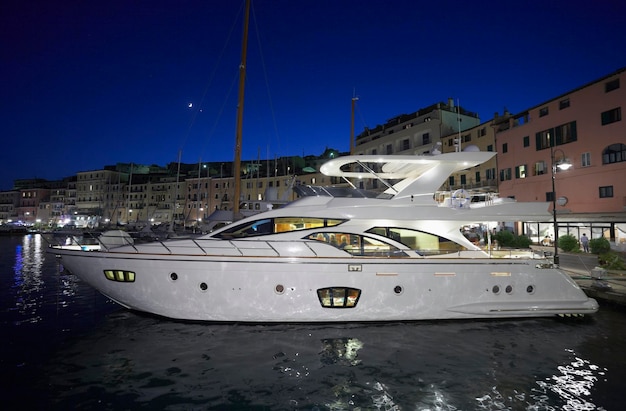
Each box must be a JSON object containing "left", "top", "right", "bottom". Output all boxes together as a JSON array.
[
  {"left": 0, "top": 224, "right": 29, "bottom": 235},
  {"left": 49, "top": 150, "right": 598, "bottom": 322}
]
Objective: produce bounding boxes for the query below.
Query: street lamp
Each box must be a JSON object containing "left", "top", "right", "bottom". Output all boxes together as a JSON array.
[{"left": 550, "top": 144, "right": 572, "bottom": 265}]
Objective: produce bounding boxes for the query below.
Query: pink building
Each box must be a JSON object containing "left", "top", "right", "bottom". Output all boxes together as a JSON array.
[{"left": 497, "top": 68, "right": 626, "bottom": 249}]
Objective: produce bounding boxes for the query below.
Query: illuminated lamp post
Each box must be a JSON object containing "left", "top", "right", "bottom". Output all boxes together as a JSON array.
[{"left": 550, "top": 144, "right": 572, "bottom": 265}]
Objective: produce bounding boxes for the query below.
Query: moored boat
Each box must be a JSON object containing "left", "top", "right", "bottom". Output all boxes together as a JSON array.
[{"left": 49, "top": 151, "right": 598, "bottom": 322}]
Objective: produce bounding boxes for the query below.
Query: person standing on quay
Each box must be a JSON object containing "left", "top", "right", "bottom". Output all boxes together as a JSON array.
[{"left": 581, "top": 233, "right": 590, "bottom": 253}]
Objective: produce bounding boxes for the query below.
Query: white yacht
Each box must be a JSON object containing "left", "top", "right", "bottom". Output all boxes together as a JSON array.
[{"left": 49, "top": 151, "right": 598, "bottom": 322}]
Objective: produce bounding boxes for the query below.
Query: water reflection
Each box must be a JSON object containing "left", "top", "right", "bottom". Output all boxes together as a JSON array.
[
  {"left": 38, "top": 315, "right": 615, "bottom": 410},
  {"left": 534, "top": 349, "right": 605, "bottom": 410},
  {"left": 4, "top": 234, "right": 110, "bottom": 329},
  {"left": 12, "top": 235, "right": 45, "bottom": 324},
  {"left": 1, "top": 235, "right": 623, "bottom": 410}
]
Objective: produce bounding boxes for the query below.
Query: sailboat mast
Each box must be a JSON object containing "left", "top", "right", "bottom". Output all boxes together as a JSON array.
[
  {"left": 232, "top": 0, "right": 251, "bottom": 218},
  {"left": 350, "top": 95, "right": 358, "bottom": 153}
]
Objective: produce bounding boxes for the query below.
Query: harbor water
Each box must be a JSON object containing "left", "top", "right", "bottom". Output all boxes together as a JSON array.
[{"left": 1, "top": 234, "right": 625, "bottom": 410}]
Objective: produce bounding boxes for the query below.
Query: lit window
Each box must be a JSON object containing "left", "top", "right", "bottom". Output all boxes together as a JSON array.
[
  {"left": 317, "top": 287, "right": 361, "bottom": 308},
  {"left": 104, "top": 270, "right": 136, "bottom": 282}
]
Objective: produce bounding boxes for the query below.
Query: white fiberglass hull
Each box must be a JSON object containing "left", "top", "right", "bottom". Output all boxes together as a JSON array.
[{"left": 53, "top": 248, "right": 598, "bottom": 322}]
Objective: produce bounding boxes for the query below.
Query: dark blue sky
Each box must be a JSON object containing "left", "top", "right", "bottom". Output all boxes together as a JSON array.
[{"left": 2, "top": 0, "right": 625, "bottom": 190}]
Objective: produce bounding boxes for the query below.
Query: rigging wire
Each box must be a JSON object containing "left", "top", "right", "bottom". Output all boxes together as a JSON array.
[
  {"left": 178, "top": 1, "right": 245, "bottom": 159},
  {"left": 250, "top": 1, "right": 283, "bottom": 158}
]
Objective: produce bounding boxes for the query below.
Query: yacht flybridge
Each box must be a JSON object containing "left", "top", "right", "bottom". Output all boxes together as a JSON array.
[{"left": 49, "top": 151, "right": 598, "bottom": 322}]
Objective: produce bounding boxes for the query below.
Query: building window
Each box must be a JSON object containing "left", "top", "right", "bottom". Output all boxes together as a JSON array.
[
  {"left": 475, "top": 171, "right": 481, "bottom": 183},
  {"left": 462, "top": 134, "right": 471, "bottom": 143},
  {"left": 502, "top": 143, "right": 508, "bottom": 153},
  {"left": 602, "top": 143, "right": 626, "bottom": 164},
  {"left": 605, "top": 78, "right": 620, "bottom": 93},
  {"left": 582, "top": 152, "right": 591, "bottom": 167},
  {"left": 422, "top": 133, "right": 430, "bottom": 145},
  {"left": 386, "top": 144, "right": 393, "bottom": 154},
  {"left": 448, "top": 176, "right": 455, "bottom": 186},
  {"left": 487, "top": 145, "right": 494, "bottom": 152},
  {"left": 460, "top": 174, "right": 466, "bottom": 185},
  {"left": 539, "top": 107, "right": 549, "bottom": 117},
  {"left": 523, "top": 136, "right": 530, "bottom": 147},
  {"left": 402, "top": 139, "right": 410, "bottom": 150},
  {"left": 559, "top": 98, "right": 570, "bottom": 110},
  {"left": 601, "top": 107, "right": 621, "bottom": 125},
  {"left": 515, "top": 165, "right": 527, "bottom": 179},
  {"left": 479, "top": 127, "right": 486, "bottom": 137},
  {"left": 599, "top": 186, "right": 614, "bottom": 198},
  {"left": 535, "top": 129, "right": 554, "bottom": 150},
  {"left": 486, "top": 168, "right": 495, "bottom": 180},
  {"left": 555, "top": 121, "right": 577, "bottom": 144},
  {"left": 534, "top": 161, "right": 547, "bottom": 176},
  {"left": 546, "top": 192, "right": 555, "bottom": 202},
  {"left": 499, "top": 168, "right": 512, "bottom": 181}
]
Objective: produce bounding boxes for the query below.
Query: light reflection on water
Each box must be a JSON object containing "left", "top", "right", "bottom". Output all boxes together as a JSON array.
[
  {"left": 12, "top": 234, "right": 45, "bottom": 324},
  {"left": 1, "top": 235, "right": 624, "bottom": 410}
]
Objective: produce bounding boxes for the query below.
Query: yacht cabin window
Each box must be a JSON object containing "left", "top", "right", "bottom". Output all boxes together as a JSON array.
[
  {"left": 366, "top": 227, "right": 464, "bottom": 256},
  {"left": 214, "top": 217, "right": 346, "bottom": 239},
  {"left": 306, "top": 232, "right": 407, "bottom": 257}
]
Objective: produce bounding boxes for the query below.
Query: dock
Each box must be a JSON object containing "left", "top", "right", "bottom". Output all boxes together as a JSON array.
[{"left": 556, "top": 250, "right": 626, "bottom": 307}]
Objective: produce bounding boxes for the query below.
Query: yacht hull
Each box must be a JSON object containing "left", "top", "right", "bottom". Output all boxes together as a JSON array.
[{"left": 53, "top": 248, "right": 598, "bottom": 322}]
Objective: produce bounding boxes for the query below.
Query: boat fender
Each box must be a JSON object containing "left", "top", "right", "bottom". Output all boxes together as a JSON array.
[
  {"left": 451, "top": 189, "right": 469, "bottom": 208},
  {"left": 452, "top": 189, "right": 469, "bottom": 199}
]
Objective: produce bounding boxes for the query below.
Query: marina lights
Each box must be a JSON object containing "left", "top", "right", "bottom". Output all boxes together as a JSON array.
[{"left": 550, "top": 144, "right": 572, "bottom": 265}]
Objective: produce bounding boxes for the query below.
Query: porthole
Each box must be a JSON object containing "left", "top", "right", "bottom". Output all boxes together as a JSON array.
[
  {"left": 526, "top": 285, "right": 535, "bottom": 294},
  {"left": 199, "top": 282, "right": 208, "bottom": 291},
  {"left": 394, "top": 285, "right": 403, "bottom": 295},
  {"left": 492, "top": 285, "right": 500, "bottom": 294},
  {"left": 170, "top": 272, "right": 178, "bottom": 281},
  {"left": 275, "top": 284, "right": 285, "bottom": 294},
  {"left": 505, "top": 285, "right": 513, "bottom": 294}
]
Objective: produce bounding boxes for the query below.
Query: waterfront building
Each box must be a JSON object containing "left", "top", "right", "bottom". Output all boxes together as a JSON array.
[
  {"left": 351, "top": 99, "right": 480, "bottom": 191},
  {"left": 0, "top": 190, "right": 20, "bottom": 224},
  {"left": 496, "top": 67, "right": 626, "bottom": 249},
  {"left": 36, "top": 179, "right": 73, "bottom": 227},
  {"left": 76, "top": 168, "right": 126, "bottom": 228},
  {"left": 16, "top": 187, "right": 50, "bottom": 225},
  {"left": 440, "top": 111, "right": 515, "bottom": 193}
]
